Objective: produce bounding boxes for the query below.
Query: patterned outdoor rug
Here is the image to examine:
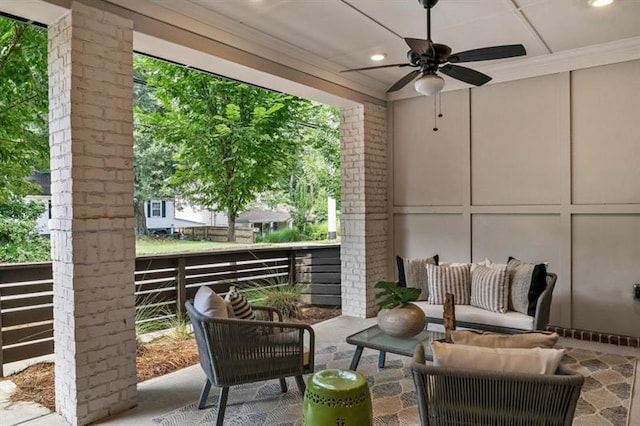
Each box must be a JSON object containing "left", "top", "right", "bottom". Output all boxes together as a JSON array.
[{"left": 153, "top": 343, "right": 637, "bottom": 426}]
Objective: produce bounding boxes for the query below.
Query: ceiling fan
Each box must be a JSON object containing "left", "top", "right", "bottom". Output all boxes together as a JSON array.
[{"left": 341, "top": 0, "right": 527, "bottom": 95}]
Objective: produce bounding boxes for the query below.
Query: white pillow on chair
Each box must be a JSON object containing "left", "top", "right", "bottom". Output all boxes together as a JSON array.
[{"left": 194, "top": 285, "right": 229, "bottom": 319}]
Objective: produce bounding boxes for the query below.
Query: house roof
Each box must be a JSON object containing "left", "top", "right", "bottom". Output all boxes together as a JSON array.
[{"left": 236, "top": 208, "right": 290, "bottom": 224}]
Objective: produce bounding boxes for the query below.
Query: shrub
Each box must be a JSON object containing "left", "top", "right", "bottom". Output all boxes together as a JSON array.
[
  {"left": 256, "top": 228, "right": 303, "bottom": 243},
  {"left": 0, "top": 200, "right": 50, "bottom": 263},
  {"left": 246, "top": 283, "right": 301, "bottom": 318}
]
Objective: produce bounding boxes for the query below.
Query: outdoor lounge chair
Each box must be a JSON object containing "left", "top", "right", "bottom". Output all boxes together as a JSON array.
[
  {"left": 411, "top": 347, "right": 584, "bottom": 426},
  {"left": 185, "top": 299, "right": 315, "bottom": 426}
]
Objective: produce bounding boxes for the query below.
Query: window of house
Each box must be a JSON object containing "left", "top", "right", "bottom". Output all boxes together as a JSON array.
[{"left": 151, "top": 201, "right": 162, "bottom": 217}]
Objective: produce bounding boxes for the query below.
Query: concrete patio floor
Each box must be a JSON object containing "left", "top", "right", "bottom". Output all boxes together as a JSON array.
[{"left": 3, "top": 316, "right": 639, "bottom": 426}]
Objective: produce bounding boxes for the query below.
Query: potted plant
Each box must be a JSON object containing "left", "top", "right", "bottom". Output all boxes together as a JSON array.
[{"left": 374, "top": 281, "right": 427, "bottom": 338}]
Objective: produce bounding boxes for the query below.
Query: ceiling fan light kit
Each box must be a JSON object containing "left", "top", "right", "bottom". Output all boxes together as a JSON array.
[{"left": 414, "top": 73, "right": 445, "bottom": 96}]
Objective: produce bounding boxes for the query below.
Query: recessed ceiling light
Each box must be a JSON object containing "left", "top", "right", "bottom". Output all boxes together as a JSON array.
[
  {"left": 588, "top": 0, "right": 614, "bottom": 7},
  {"left": 370, "top": 53, "right": 386, "bottom": 61}
]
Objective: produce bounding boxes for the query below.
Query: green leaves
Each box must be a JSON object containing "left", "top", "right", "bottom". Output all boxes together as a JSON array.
[
  {"left": 134, "top": 55, "right": 311, "bottom": 240},
  {"left": 0, "top": 19, "right": 48, "bottom": 203},
  {"left": 374, "top": 281, "right": 422, "bottom": 310}
]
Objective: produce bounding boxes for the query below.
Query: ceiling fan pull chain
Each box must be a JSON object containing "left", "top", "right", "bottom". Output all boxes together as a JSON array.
[
  {"left": 438, "top": 92, "right": 443, "bottom": 118},
  {"left": 433, "top": 95, "right": 438, "bottom": 131}
]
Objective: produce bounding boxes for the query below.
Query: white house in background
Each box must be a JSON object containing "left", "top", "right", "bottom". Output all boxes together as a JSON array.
[{"left": 143, "top": 199, "right": 206, "bottom": 234}]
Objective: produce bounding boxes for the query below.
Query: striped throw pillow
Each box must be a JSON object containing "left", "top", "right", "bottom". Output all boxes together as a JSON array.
[
  {"left": 470, "top": 263, "right": 508, "bottom": 313},
  {"left": 426, "top": 263, "right": 471, "bottom": 305},
  {"left": 398, "top": 255, "right": 439, "bottom": 300},
  {"left": 224, "top": 286, "right": 255, "bottom": 320}
]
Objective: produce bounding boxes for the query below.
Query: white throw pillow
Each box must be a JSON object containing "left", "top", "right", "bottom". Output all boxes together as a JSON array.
[
  {"left": 431, "top": 341, "right": 565, "bottom": 375},
  {"left": 193, "top": 285, "right": 228, "bottom": 319},
  {"left": 470, "top": 263, "right": 508, "bottom": 313},
  {"left": 426, "top": 263, "right": 471, "bottom": 305}
]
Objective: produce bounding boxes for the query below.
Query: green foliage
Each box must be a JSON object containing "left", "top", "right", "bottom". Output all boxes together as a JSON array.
[
  {"left": 134, "top": 55, "right": 313, "bottom": 241},
  {"left": 255, "top": 228, "right": 303, "bottom": 243},
  {"left": 166, "top": 314, "right": 192, "bottom": 341},
  {"left": 0, "top": 199, "right": 50, "bottom": 263},
  {"left": 265, "top": 104, "right": 341, "bottom": 233},
  {"left": 374, "top": 281, "right": 421, "bottom": 310},
  {"left": 249, "top": 284, "right": 301, "bottom": 318},
  {"left": 0, "top": 18, "right": 49, "bottom": 202},
  {"left": 304, "top": 222, "right": 328, "bottom": 241}
]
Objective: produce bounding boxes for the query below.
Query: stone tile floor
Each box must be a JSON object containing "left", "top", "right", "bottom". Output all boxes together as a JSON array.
[{"left": 1, "top": 316, "right": 638, "bottom": 426}]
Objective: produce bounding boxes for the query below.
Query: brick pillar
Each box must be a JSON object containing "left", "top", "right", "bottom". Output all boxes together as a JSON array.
[
  {"left": 340, "top": 102, "right": 388, "bottom": 317},
  {"left": 48, "top": 3, "right": 136, "bottom": 424}
]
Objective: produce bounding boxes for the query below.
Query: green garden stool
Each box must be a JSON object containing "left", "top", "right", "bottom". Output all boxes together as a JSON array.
[{"left": 303, "top": 368, "right": 373, "bottom": 426}]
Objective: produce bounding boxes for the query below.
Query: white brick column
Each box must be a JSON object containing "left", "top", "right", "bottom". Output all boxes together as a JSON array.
[
  {"left": 48, "top": 3, "right": 136, "bottom": 424},
  {"left": 340, "top": 102, "right": 388, "bottom": 317}
]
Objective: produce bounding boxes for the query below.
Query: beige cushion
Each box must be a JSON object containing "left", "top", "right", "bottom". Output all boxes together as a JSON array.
[
  {"left": 432, "top": 341, "right": 565, "bottom": 375},
  {"left": 193, "top": 286, "right": 228, "bottom": 319},
  {"left": 450, "top": 330, "right": 559, "bottom": 348}
]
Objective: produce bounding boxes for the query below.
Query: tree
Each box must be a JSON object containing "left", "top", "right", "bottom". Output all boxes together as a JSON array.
[
  {"left": 135, "top": 56, "right": 309, "bottom": 241},
  {"left": 0, "top": 18, "right": 48, "bottom": 202},
  {"left": 133, "top": 58, "right": 178, "bottom": 235},
  {"left": 266, "top": 104, "right": 341, "bottom": 234}
]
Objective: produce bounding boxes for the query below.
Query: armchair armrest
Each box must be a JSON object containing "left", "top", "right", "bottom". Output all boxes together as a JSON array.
[
  {"left": 251, "top": 305, "right": 283, "bottom": 322},
  {"left": 533, "top": 273, "right": 557, "bottom": 330}
]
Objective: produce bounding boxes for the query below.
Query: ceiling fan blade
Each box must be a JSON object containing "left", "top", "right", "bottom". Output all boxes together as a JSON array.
[
  {"left": 448, "top": 44, "right": 526, "bottom": 63},
  {"left": 439, "top": 64, "right": 491, "bottom": 86},
  {"left": 387, "top": 69, "right": 421, "bottom": 93},
  {"left": 340, "top": 63, "right": 412, "bottom": 73},
  {"left": 405, "top": 38, "right": 433, "bottom": 55}
]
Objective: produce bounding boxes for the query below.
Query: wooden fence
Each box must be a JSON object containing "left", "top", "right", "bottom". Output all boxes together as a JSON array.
[
  {"left": 173, "top": 226, "right": 254, "bottom": 244},
  {"left": 0, "top": 244, "right": 340, "bottom": 376}
]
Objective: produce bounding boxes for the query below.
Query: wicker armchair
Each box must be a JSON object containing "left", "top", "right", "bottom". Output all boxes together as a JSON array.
[
  {"left": 185, "top": 300, "right": 315, "bottom": 426},
  {"left": 411, "top": 347, "right": 584, "bottom": 426}
]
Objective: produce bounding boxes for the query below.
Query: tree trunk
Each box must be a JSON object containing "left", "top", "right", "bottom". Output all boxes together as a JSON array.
[
  {"left": 135, "top": 199, "right": 148, "bottom": 236},
  {"left": 227, "top": 213, "right": 236, "bottom": 242}
]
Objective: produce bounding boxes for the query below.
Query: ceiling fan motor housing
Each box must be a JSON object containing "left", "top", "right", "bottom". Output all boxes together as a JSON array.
[{"left": 418, "top": 0, "right": 439, "bottom": 9}]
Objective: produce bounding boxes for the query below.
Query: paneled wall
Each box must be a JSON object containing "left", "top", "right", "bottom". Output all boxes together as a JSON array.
[{"left": 390, "top": 60, "right": 640, "bottom": 337}]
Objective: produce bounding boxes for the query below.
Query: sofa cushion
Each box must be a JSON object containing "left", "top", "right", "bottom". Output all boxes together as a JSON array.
[
  {"left": 193, "top": 285, "right": 229, "bottom": 319},
  {"left": 225, "top": 286, "right": 255, "bottom": 320},
  {"left": 426, "top": 263, "right": 471, "bottom": 305},
  {"left": 412, "top": 302, "right": 535, "bottom": 331},
  {"left": 470, "top": 263, "right": 508, "bottom": 313},
  {"left": 432, "top": 341, "right": 565, "bottom": 375},
  {"left": 450, "top": 330, "right": 559, "bottom": 348},
  {"left": 507, "top": 257, "right": 548, "bottom": 316},
  {"left": 397, "top": 255, "right": 439, "bottom": 301}
]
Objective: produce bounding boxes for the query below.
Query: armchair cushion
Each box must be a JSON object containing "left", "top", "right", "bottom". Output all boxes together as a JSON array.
[
  {"left": 450, "top": 330, "right": 559, "bottom": 348},
  {"left": 432, "top": 341, "right": 565, "bottom": 375},
  {"left": 194, "top": 285, "right": 229, "bottom": 319}
]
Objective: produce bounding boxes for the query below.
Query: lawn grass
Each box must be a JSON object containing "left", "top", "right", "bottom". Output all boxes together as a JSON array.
[{"left": 136, "top": 238, "right": 254, "bottom": 255}]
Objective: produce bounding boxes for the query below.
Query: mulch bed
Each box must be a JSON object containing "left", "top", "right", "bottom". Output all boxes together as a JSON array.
[{"left": 4, "top": 307, "right": 340, "bottom": 412}]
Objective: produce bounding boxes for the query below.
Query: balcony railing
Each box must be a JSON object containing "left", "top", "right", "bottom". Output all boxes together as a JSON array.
[{"left": 0, "top": 244, "right": 340, "bottom": 376}]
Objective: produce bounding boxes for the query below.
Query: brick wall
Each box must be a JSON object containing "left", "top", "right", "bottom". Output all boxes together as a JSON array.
[
  {"left": 340, "top": 102, "right": 388, "bottom": 317},
  {"left": 48, "top": 3, "right": 136, "bottom": 424}
]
